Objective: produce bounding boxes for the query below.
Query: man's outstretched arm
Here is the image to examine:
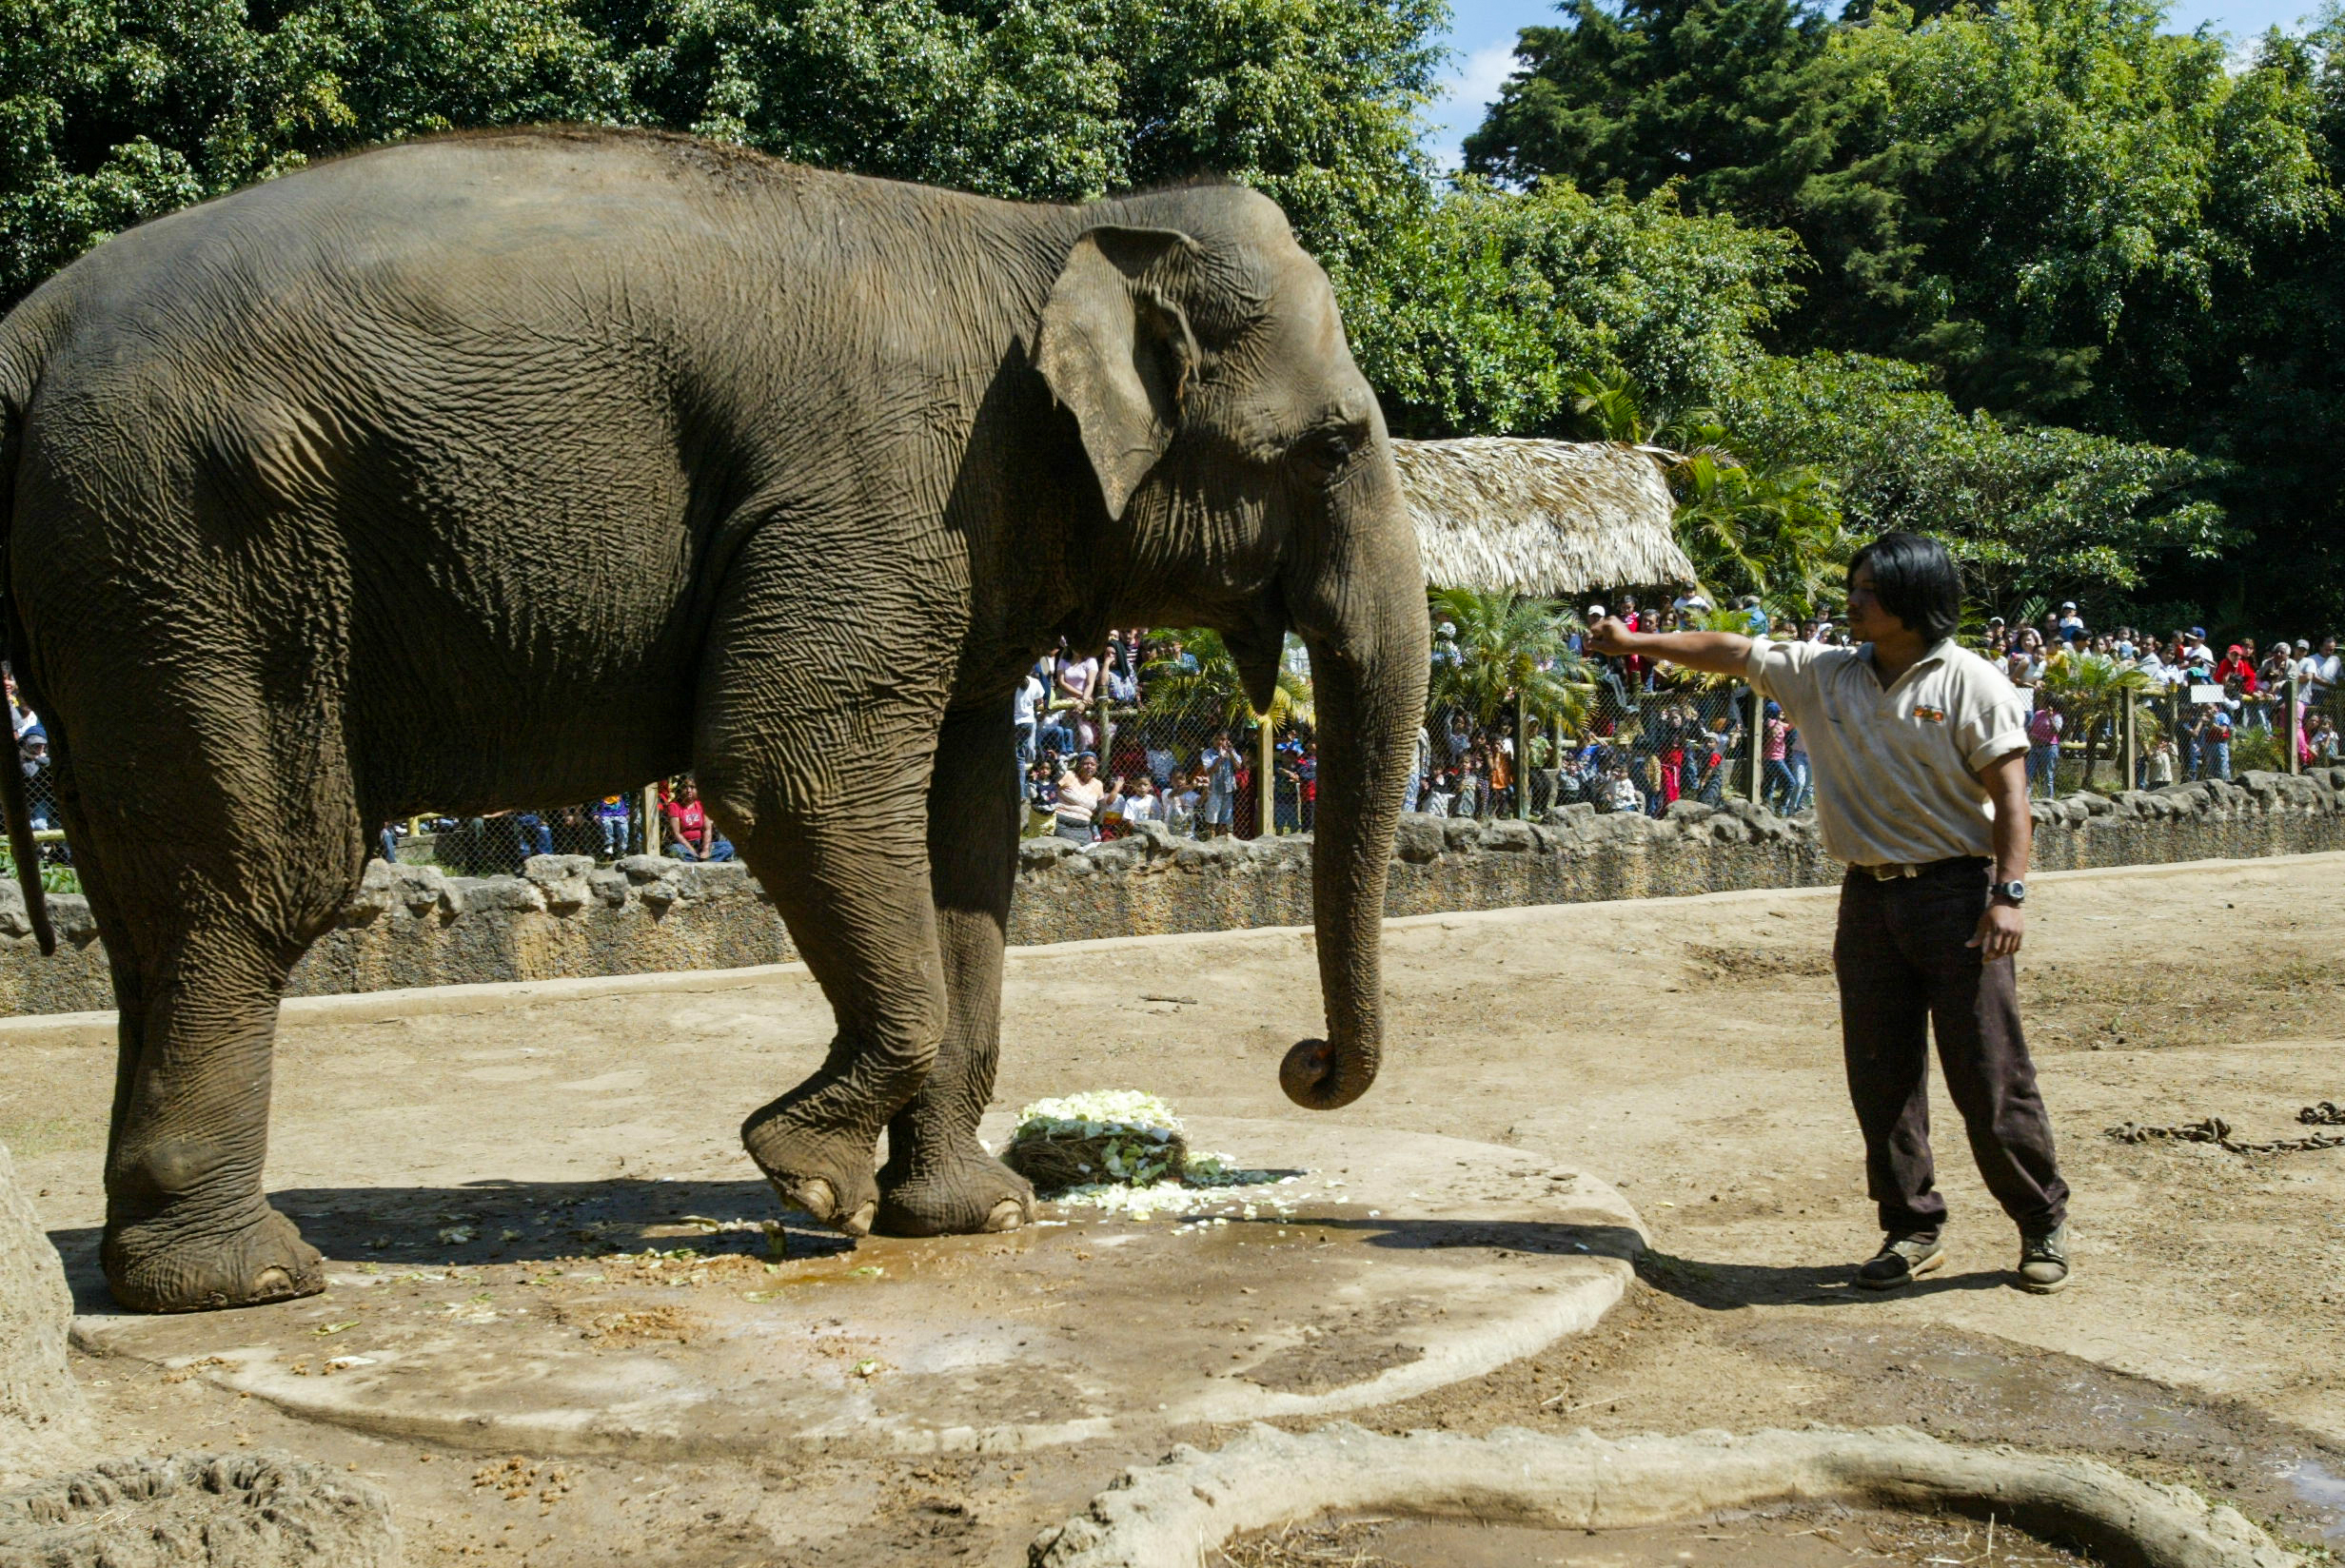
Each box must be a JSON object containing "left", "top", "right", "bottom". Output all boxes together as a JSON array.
[{"left": 1584, "top": 617, "right": 1755, "bottom": 677}]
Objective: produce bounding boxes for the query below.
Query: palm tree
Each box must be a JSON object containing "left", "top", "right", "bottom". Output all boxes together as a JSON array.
[
  {"left": 1567, "top": 365, "right": 1847, "bottom": 619},
  {"left": 1138, "top": 628, "right": 1312, "bottom": 738},
  {"left": 1671, "top": 449, "right": 1848, "bottom": 618},
  {"left": 1427, "top": 587, "right": 1591, "bottom": 735},
  {"left": 2037, "top": 649, "right": 2153, "bottom": 790}
]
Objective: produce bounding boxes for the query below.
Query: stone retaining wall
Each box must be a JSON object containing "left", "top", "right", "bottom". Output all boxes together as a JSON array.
[{"left": 6, "top": 770, "right": 2344, "bottom": 1018}]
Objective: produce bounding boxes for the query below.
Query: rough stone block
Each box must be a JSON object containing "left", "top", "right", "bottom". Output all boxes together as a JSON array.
[{"left": 0, "top": 1140, "right": 88, "bottom": 1485}]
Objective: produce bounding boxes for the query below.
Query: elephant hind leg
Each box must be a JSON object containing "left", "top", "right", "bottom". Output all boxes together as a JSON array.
[{"left": 49, "top": 696, "right": 360, "bottom": 1313}]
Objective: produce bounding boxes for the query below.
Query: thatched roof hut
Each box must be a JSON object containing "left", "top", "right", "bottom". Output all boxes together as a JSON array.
[{"left": 1391, "top": 437, "right": 1691, "bottom": 597}]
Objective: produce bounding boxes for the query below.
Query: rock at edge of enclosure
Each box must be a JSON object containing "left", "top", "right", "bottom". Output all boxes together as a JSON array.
[
  {"left": 0, "top": 1451, "right": 400, "bottom": 1567},
  {"left": 0, "top": 1139, "right": 89, "bottom": 1484}
]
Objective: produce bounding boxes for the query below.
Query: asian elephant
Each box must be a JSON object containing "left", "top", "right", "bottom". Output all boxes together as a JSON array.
[{"left": 0, "top": 127, "right": 1429, "bottom": 1314}]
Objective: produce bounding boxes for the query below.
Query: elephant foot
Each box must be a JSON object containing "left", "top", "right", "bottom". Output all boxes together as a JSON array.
[
  {"left": 103, "top": 1204, "right": 325, "bottom": 1314},
  {"left": 875, "top": 1138, "right": 1035, "bottom": 1237},
  {"left": 741, "top": 1107, "right": 880, "bottom": 1238}
]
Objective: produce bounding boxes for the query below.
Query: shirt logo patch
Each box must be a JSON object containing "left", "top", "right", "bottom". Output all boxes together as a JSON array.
[{"left": 1912, "top": 704, "right": 1946, "bottom": 724}]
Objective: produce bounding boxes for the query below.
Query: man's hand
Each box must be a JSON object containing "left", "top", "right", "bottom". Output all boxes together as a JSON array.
[
  {"left": 1967, "top": 898, "right": 2024, "bottom": 959},
  {"left": 1585, "top": 617, "right": 1633, "bottom": 657}
]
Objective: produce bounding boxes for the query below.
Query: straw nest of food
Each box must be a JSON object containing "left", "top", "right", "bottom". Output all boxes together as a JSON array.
[{"left": 1002, "top": 1091, "right": 1190, "bottom": 1197}]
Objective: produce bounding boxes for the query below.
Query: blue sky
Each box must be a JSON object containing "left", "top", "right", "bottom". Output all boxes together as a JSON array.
[{"left": 1424, "top": 0, "right": 2320, "bottom": 168}]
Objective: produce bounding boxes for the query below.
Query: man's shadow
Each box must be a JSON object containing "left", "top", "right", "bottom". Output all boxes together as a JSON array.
[{"left": 1633, "top": 1245, "right": 2009, "bottom": 1308}]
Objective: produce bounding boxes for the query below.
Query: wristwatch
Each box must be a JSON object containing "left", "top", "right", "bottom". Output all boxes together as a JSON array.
[{"left": 1992, "top": 880, "right": 2027, "bottom": 905}]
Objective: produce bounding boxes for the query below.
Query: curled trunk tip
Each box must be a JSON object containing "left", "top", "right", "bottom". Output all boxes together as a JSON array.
[{"left": 1280, "top": 1037, "right": 1373, "bottom": 1110}]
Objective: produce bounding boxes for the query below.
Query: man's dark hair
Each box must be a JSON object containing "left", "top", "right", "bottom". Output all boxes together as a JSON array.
[{"left": 1848, "top": 531, "right": 1962, "bottom": 643}]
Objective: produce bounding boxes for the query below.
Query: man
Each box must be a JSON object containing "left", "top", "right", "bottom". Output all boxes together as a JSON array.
[
  {"left": 2299, "top": 636, "right": 2341, "bottom": 708},
  {"left": 1588, "top": 532, "right": 2072, "bottom": 1294},
  {"left": 1014, "top": 663, "right": 1047, "bottom": 771}
]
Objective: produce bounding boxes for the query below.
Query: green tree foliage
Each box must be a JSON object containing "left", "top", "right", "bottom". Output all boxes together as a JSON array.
[
  {"left": 1558, "top": 364, "right": 1851, "bottom": 616},
  {"left": 1337, "top": 177, "right": 1801, "bottom": 438},
  {"left": 1138, "top": 628, "right": 1311, "bottom": 733},
  {"left": 1466, "top": 0, "right": 2345, "bottom": 628},
  {"left": 0, "top": 0, "right": 1446, "bottom": 308},
  {"left": 1461, "top": 0, "right": 1838, "bottom": 227},
  {"left": 1466, "top": 0, "right": 2333, "bottom": 430},
  {"left": 1722, "top": 354, "right": 2230, "bottom": 616},
  {"left": 2036, "top": 647, "right": 2152, "bottom": 787}
]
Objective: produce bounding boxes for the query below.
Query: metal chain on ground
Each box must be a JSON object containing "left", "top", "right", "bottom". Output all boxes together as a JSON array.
[{"left": 2105, "top": 1106, "right": 2345, "bottom": 1154}]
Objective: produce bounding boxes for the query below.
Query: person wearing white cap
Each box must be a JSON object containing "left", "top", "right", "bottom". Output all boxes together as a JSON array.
[{"left": 2055, "top": 602, "right": 2084, "bottom": 643}]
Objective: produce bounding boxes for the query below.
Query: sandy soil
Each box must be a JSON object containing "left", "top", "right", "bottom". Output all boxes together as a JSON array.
[{"left": 5, "top": 853, "right": 2342, "bottom": 1565}]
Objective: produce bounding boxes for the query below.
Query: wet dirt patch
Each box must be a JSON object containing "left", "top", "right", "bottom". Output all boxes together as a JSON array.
[
  {"left": 1724, "top": 1320, "right": 2345, "bottom": 1548},
  {"left": 1212, "top": 1501, "right": 2097, "bottom": 1568},
  {"left": 1242, "top": 1298, "right": 1434, "bottom": 1395},
  {"left": 1681, "top": 943, "right": 1836, "bottom": 985}
]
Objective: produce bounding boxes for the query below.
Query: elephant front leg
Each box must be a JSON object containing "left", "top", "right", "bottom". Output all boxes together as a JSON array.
[
  {"left": 875, "top": 705, "right": 1035, "bottom": 1237},
  {"left": 732, "top": 822, "right": 948, "bottom": 1235}
]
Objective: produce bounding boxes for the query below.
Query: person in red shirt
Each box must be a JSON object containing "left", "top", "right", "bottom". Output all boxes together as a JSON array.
[
  {"left": 663, "top": 778, "right": 736, "bottom": 862},
  {"left": 2214, "top": 645, "right": 2258, "bottom": 694}
]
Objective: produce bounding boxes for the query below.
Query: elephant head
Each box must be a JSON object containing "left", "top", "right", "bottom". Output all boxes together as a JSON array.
[{"left": 1035, "top": 190, "right": 1430, "bottom": 1111}]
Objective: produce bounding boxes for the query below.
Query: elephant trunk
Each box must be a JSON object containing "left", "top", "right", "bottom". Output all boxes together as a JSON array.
[{"left": 1279, "top": 449, "right": 1429, "bottom": 1111}]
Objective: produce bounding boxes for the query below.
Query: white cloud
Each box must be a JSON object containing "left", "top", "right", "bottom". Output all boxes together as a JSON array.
[
  {"left": 1450, "top": 39, "right": 1527, "bottom": 109},
  {"left": 1424, "top": 38, "right": 1526, "bottom": 171}
]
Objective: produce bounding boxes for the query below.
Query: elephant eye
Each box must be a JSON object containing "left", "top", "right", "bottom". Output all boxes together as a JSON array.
[{"left": 1301, "top": 429, "right": 1354, "bottom": 475}]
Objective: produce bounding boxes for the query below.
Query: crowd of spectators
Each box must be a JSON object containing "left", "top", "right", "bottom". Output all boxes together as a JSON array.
[
  {"left": 18, "top": 585, "right": 2343, "bottom": 878},
  {"left": 1980, "top": 604, "right": 2345, "bottom": 789}
]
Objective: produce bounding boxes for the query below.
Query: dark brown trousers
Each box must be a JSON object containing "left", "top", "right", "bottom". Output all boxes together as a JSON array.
[{"left": 1834, "top": 860, "right": 2069, "bottom": 1236}]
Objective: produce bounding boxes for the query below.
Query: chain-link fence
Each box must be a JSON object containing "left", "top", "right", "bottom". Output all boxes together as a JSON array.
[
  {"left": 56, "top": 621, "right": 2341, "bottom": 879},
  {"left": 2023, "top": 676, "right": 2345, "bottom": 799}
]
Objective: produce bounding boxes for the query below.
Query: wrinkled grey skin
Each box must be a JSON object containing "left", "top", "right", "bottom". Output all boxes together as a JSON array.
[{"left": 0, "top": 128, "right": 1428, "bottom": 1314}]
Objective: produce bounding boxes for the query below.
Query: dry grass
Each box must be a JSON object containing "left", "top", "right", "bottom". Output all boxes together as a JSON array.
[{"left": 1392, "top": 437, "right": 1689, "bottom": 596}]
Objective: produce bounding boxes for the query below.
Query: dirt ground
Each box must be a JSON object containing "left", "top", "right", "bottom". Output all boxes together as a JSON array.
[{"left": 5, "top": 853, "right": 2343, "bottom": 1565}]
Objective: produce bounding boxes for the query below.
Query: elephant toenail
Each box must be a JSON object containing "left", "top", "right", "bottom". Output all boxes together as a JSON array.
[
  {"left": 253, "top": 1267, "right": 292, "bottom": 1294},
  {"left": 842, "top": 1201, "right": 877, "bottom": 1237},
  {"left": 783, "top": 1179, "right": 837, "bottom": 1221},
  {"left": 983, "top": 1200, "right": 1027, "bottom": 1233}
]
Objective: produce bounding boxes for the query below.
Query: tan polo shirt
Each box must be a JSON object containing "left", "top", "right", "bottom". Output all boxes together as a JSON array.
[{"left": 1745, "top": 637, "right": 2029, "bottom": 866}]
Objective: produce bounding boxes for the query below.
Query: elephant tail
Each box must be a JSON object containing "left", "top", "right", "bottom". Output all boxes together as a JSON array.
[{"left": 0, "top": 307, "right": 56, "bottom": 955}]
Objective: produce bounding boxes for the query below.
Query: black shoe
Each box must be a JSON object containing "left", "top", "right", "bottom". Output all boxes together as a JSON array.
[
  {"left": 2017, "top": 1222, "right": 2072, "bottom": 1294},
  {"left": 1856, "top": 1231, "right": 1946, "bottom": 1290}
]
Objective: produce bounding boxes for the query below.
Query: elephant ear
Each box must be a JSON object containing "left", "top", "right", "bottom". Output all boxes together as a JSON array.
[{"left": 1035, "top": 225, "right": 1201, "bottom": 520}]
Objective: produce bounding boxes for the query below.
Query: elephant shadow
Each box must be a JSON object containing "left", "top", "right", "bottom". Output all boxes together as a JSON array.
[{"left": 46, "top": 1176, "right": 851, "bottom": 1314}]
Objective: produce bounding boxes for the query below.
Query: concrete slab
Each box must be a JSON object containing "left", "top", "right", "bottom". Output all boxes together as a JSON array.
[{"left": 70, "top": 1119, "right": 1641, "bottom": 1460}]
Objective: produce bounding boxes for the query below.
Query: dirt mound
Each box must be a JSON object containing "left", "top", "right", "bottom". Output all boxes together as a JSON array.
[
  {"left": 0, "top": 1139, "right": 88, "bottom": 1483},
  {"left": 0, "top": 1451, "right": 398, "bottom": 1567}
]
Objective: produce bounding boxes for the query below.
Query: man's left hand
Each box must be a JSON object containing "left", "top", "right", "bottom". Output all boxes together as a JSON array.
[{"left": 1967, "top": 899, "right": 2024, "bottom": 959}]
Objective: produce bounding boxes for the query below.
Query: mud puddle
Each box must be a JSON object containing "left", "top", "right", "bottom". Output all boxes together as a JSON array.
[{"left": 1214, "top": 1501, "right": 2095, "bottom": 1568}]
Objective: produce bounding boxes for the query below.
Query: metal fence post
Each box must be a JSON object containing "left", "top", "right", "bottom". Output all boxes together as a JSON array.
[
  {"left": 1744, "top": 684, "right": 1764, "bottom": 805},
  {"left": 2289, "top": 675, "right": 2303, "bottom": 775},
  {"left": 1257, "top": 715, "right": 1274, "bottom": 837},
  {"left": 2119, "top": 689, "right": 2138, "bottom": 793},
  {"left": 1516, "top": 688, "right": 1530, "bottom": 820}
]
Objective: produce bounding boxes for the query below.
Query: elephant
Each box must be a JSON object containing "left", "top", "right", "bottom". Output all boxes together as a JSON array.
[{"left": 0, "top": 127, "right": 1429, "bottom": 1314}]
